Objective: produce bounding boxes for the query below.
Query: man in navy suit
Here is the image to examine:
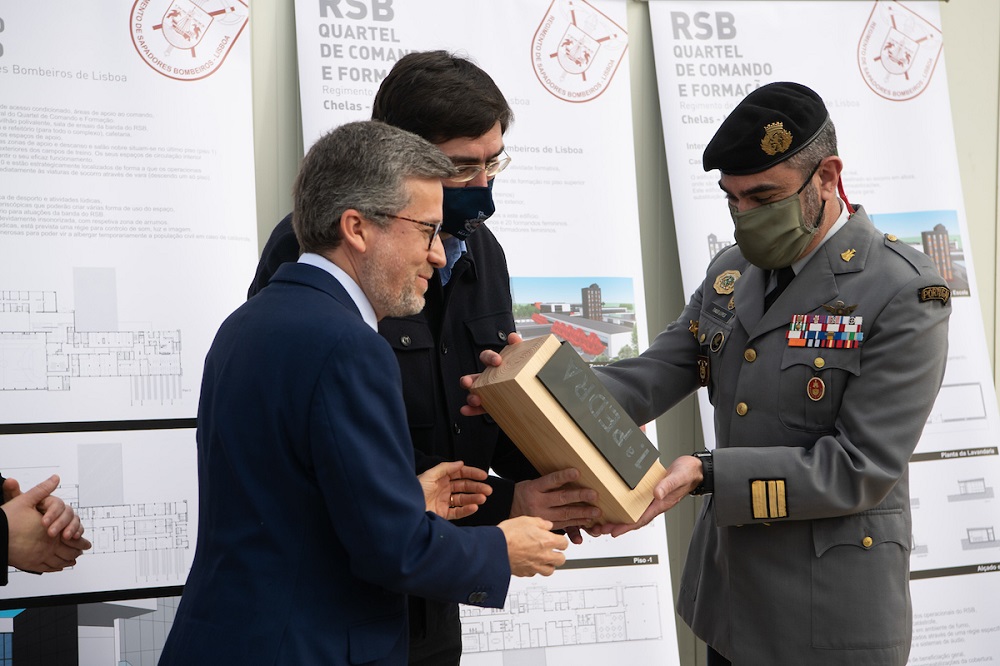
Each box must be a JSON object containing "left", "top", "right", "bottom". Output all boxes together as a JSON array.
[
  {"left": 159, "top": 120, "right": 568, "bottom": 665},
  {"left": 247, "top": 51, "right": 599, "bottom": 665}
]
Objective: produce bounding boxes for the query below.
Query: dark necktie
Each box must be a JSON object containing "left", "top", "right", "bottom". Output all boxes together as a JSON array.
[{"left": 764, "top": 266, "right": 795, "bottom": 310}]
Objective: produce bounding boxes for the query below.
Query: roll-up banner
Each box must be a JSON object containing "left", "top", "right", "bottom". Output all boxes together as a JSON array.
[
  {"left": 0, "top": 0, "right": 257, "bottom": 608},
  {"left": 649, "top": 1, "right": 1000, "bottom": 662},
  {"left": 293, "top": 1, "right": 679, "bottom": 662}
]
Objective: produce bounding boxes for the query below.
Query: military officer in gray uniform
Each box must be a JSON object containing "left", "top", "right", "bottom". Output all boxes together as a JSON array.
[
  {"left": 467, "top": 82, "right": 952, "bottom": 664},
  {"left": 596, "top": 82, "right": 952, "bottom": 664}
]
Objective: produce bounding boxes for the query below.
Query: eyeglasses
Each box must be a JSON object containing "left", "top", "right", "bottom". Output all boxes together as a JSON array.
[
  {"left": 448, "top": 152, "right": 512, "bottom": 183},
  {"left": 374, "top": 213, "right": 443, "bottom": 251}
]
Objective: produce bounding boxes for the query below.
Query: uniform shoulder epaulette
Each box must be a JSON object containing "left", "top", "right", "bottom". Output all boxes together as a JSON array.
[{"left": 881, "top": 232, "right": 936, "bottom": 273}]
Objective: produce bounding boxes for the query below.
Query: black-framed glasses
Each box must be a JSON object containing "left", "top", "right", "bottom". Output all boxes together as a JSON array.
[
  {"left": 449, "top": 152, "right": 512, "bottom": 183},
  {"left": 374, "top": 212, "right": 443, "bottom": 251}
]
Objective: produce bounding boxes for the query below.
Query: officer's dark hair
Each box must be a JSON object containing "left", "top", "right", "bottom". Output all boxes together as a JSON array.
[{"left": 371, "top": 50, "right": 513, "bottom": 144}]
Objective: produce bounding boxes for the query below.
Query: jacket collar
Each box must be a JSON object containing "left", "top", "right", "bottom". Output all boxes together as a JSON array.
[{"left": 270, "top": 261, "right": 364, "bottom": 320}]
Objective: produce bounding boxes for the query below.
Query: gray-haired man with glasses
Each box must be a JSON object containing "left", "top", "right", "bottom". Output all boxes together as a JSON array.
[
  {"left": 161, "top": 120, "right": 568, "bottom": 665},
  {"left": 246, "top": 52, "right": 598, "bottom": 665}
]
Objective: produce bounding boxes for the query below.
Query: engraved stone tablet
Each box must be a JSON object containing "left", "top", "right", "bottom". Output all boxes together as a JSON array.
[
  {"left": 471, "top": 334, "right": 666, "bottom": 524},
  {"left": 536, "top": 342, "right": 656, "bottom": 489}
]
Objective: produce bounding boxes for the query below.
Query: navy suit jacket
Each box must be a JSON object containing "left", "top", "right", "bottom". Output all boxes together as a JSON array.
[{"left": 160, "top": 263, "right": 510, "bottom": 665}]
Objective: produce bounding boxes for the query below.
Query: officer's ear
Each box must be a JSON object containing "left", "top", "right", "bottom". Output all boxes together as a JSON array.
[{"left": 816, "top": 156, "right": 843, "bottom": 200}]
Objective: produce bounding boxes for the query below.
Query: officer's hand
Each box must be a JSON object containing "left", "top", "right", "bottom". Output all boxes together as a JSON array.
[{"left": 589, "top": 454, "right": 700, "bottom": 538}]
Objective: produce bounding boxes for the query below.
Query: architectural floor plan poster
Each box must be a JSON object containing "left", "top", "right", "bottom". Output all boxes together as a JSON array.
[
  {"left": 649, "top": 2, "right": 1000, "bottom": 662},
  {"left": 0, "top": 429, "right": 196, "bottom": 601},
  {"left": 0, "top": 0, "right": 257, "bottom": 602},
  {"left": 295, "top": 1, "right": 678, "bottom": 662},
  {"left": 460, "top": 525, "right": 672, "bottom": 663}
]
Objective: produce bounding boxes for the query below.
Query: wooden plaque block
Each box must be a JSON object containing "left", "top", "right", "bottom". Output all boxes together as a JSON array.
[{"left": 471, "top": 334, "right": 666, "bottom": 524}]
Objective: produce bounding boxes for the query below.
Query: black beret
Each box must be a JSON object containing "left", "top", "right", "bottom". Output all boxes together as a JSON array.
[{"left": 702, "top": 82, "right": 830, "bottom": 175}]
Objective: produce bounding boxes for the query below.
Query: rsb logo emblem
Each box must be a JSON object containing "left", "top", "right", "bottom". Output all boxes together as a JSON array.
[
  {"left": 531, "top": 0, "right": 628, "bottom": 104},
  {"left": 857, "top": 0, "right": 942, "bottom": 102},
  {"left": 130, "top": 0, "right": 249, "bottom": 81}
]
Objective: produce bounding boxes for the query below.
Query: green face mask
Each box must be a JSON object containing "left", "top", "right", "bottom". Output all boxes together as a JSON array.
[{"left": 730, "top": 163, "right": 824, "bottom": 270}]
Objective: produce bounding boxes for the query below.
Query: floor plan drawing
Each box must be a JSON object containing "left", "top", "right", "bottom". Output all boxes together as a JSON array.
[
  {"left": 0, "top": 269, "right": 182, "bottom": 406},
  {"left": 79, "top": 500, "right": 190, "bottom": 584},
  {"left": 460, "top": 582, "right": 662, "bottom": 653},
  {"left": 0, "top": 434, "right": 197, "bottom": 594}
]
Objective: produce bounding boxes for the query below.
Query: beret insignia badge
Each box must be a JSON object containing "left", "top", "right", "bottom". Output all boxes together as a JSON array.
[{"left": 760, "top": 121, "right": 793, "bottom": 156}]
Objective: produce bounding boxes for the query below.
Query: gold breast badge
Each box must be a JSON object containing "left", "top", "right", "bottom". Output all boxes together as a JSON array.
[
  {"left": 822, "top": 300, "right": 858, "bottom": 316},
  {"left": 713, "top": 269, "right": 741, "bottom": 295}
]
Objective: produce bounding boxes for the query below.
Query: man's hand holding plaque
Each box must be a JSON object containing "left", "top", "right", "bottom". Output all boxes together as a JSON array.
[
  {"left": 587, "top": 454, "right": 703, "bottom": 537},
  {"left": 462, "top": 333, "right": 604, "bottom": 542},
  {"left": 511, "top": 468, "right": 601, "bottom": 545}
]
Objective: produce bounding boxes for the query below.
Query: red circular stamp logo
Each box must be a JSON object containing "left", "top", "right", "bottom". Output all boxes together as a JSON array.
[
  {"left": 531, "top": 0, "right": 628, "bottom": 104},
  {"left": 130, "top": 0, "right": 249, "bottom": 81},
  {"left": 857, "top": 0, "right": 942, "bottom": 102}
]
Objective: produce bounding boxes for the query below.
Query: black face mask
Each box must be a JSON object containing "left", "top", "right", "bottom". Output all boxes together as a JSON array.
[{"left": 441, "top": 179, "right": 495, "bottom": 240}]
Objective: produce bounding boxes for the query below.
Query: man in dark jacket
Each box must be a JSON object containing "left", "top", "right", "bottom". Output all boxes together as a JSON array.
[
  {"left": 161, "top": 121, "right": 567, "bottom": 665},
  {"left": 247, "top": 52, "right": 599, "bottom": 664}
]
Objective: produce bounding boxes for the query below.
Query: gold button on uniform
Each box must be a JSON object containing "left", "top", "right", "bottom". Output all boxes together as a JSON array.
[
  {"left": 736, "top": 402, "right": 748, "bottom": 416},
  {"left": 813, "top": 357, "right": 825, "bottom": 369},
  {"left": 699, "top": 333, "right": 707, "bottom": 344},
  {"left": 744, "top": 349, "right": 757, "bottom": 362},
  {"left": 862, "top": 536, "right": 873, "bottom": 548}
]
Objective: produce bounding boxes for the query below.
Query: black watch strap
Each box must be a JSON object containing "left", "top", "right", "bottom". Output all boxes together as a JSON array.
[{"left": 690, "top": 450, "right": 714, "bottom": 496}]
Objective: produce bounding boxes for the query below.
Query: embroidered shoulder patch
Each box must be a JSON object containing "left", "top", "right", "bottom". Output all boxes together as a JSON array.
[{"left": 919, "top": 285, "right": 950, "bottom": 305}]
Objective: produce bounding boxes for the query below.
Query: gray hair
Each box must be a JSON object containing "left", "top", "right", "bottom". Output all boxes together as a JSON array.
[
  {"left": 293, "top": 120, "right": 456, "bottom": 254},
  {"left": 784, "top": 119, "right": 838, "bottom": 176}
]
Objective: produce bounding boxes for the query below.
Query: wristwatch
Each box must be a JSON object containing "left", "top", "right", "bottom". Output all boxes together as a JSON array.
[{"left": 690, "top": 450, "right": 714, "bottom": 496}]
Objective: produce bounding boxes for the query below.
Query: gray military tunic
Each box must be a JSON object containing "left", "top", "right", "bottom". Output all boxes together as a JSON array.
[{"left": 596, "top": 207, "right": 951, "bottom": 664}]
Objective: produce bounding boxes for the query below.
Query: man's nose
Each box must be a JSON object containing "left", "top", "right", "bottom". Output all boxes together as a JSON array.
[
  {"left": 467, "top": 170, "right": 490, "bottom": 188},
  {"left": 428, "top": 234, "right": 446, "bottom": 268}
]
